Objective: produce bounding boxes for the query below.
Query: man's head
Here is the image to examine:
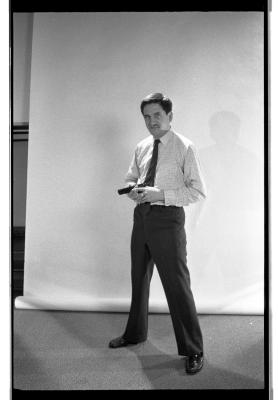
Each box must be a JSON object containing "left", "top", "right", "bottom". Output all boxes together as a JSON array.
[{"left": 140, "top": 93, "right": 173, "bottom": 138}]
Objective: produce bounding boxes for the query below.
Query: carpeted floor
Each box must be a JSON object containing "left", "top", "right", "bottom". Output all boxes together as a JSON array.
[{"left": 13, "top": 310, "right": 264, "bottom": 390}]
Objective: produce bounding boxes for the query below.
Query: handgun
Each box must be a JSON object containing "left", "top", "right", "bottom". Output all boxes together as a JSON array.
[{"left": 117, "top": 183, "right": 146, "bottom": 195}]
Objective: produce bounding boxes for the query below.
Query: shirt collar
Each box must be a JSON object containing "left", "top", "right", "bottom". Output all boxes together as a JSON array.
[{"left": 153, "top": 129, "right": 173, "bottom": 145}]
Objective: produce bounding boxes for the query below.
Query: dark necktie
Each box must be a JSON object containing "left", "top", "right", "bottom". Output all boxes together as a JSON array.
[{"left": 143, "top": 139, "right": 160, "bottom": 186}]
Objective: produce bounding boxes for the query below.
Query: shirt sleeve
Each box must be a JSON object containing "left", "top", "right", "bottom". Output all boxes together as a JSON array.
[
  {"left": 164, "top": 144, "right": 207, "bottom": 207},
  {"left": 125, "top": 147, "right": 140, "bottom": 184}
]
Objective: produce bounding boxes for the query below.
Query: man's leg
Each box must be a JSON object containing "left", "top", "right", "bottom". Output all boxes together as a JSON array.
[
  {"left": 123, "top": 205, "right": 154, "bottom": 342},
  {"left": 146, "top": 206, "right": 203, "bottom": 356}
]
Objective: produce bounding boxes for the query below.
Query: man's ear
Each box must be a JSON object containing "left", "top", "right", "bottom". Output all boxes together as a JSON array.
[{"left": 168, "top": 111, "right": 173, "bottom": 122}]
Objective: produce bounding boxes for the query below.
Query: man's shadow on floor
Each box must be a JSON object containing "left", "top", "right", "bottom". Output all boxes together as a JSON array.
[{"left": 125, "top": 339, "right": 264, "bottom": 390}]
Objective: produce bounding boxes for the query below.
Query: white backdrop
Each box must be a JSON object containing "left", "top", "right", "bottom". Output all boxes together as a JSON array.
[{"left": 15, "top": 12, "right": 264, "bottom": 314}]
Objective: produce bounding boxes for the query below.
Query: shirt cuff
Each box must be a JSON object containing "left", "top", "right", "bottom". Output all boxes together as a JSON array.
[{"left": 164, "top": 190, "right": 177, "bottom": 206}]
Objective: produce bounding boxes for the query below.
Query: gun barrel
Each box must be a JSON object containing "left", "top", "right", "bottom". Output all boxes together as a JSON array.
[{"left": 117, "top": 185, "right": 135, "bottom": 195}]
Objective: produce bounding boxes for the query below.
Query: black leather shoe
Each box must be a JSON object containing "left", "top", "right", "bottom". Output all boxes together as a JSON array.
[
  {"left": 108, "top": 335, "right": 137, "bottom": 348},
  {"left": 185, "top": 352, "right": 204, "bottom": 374}
]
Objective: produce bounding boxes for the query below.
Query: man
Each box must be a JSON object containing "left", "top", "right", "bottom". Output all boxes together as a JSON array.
[{"left": 109, "top": 93, "right": 206, "bottom": 374}]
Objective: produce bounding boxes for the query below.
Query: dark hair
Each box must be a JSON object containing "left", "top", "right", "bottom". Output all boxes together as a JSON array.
[{"left": 140, "top": 93, "right": 173, "bottom": 115}]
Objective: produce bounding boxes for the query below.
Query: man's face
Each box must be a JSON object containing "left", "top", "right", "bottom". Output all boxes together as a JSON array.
[{"left": 142, "top": 103, "right": 172, "bottom": 138}]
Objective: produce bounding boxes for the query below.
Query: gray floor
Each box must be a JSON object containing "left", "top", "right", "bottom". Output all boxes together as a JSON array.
[{"left": 13, "top": 310, "right": 264, "bottom": 390}]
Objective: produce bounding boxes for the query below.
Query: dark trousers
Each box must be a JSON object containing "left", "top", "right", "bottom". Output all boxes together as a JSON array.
[{"left": 123, "top": 203, "right": 203, "bottom": 356}]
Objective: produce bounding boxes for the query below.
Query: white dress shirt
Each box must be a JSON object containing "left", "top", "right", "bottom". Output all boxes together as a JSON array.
[{"left": 125, "top": 129, "right": 207, "bottom": 207}]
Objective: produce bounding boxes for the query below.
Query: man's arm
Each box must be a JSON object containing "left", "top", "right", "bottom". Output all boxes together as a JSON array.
[
  {"left": 163, "top": 144, "right": 207, "bottom": 207},
  {"left": 125, "top": 149, "right": 139, "bottom": 186},
  {"left": 124, "top": 149, "right": 142, "bottom": 202}
]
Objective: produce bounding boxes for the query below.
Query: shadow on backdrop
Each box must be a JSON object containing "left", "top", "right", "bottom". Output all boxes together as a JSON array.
[{"left": 188, "top": 111, "right": 263, "bottom": 301}]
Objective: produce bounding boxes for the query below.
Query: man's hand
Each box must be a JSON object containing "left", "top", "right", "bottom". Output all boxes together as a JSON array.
[
  {"left": 132, "top": 186, "right": 165, "bottom": 204},
  {"left": 127, "top": 187, "right": 140, "bottom": 201}
]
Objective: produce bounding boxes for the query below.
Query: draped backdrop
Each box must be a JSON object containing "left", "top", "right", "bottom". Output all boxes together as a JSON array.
[{"left": 15, "top": 12, "right": 264, "bottom": 314}]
